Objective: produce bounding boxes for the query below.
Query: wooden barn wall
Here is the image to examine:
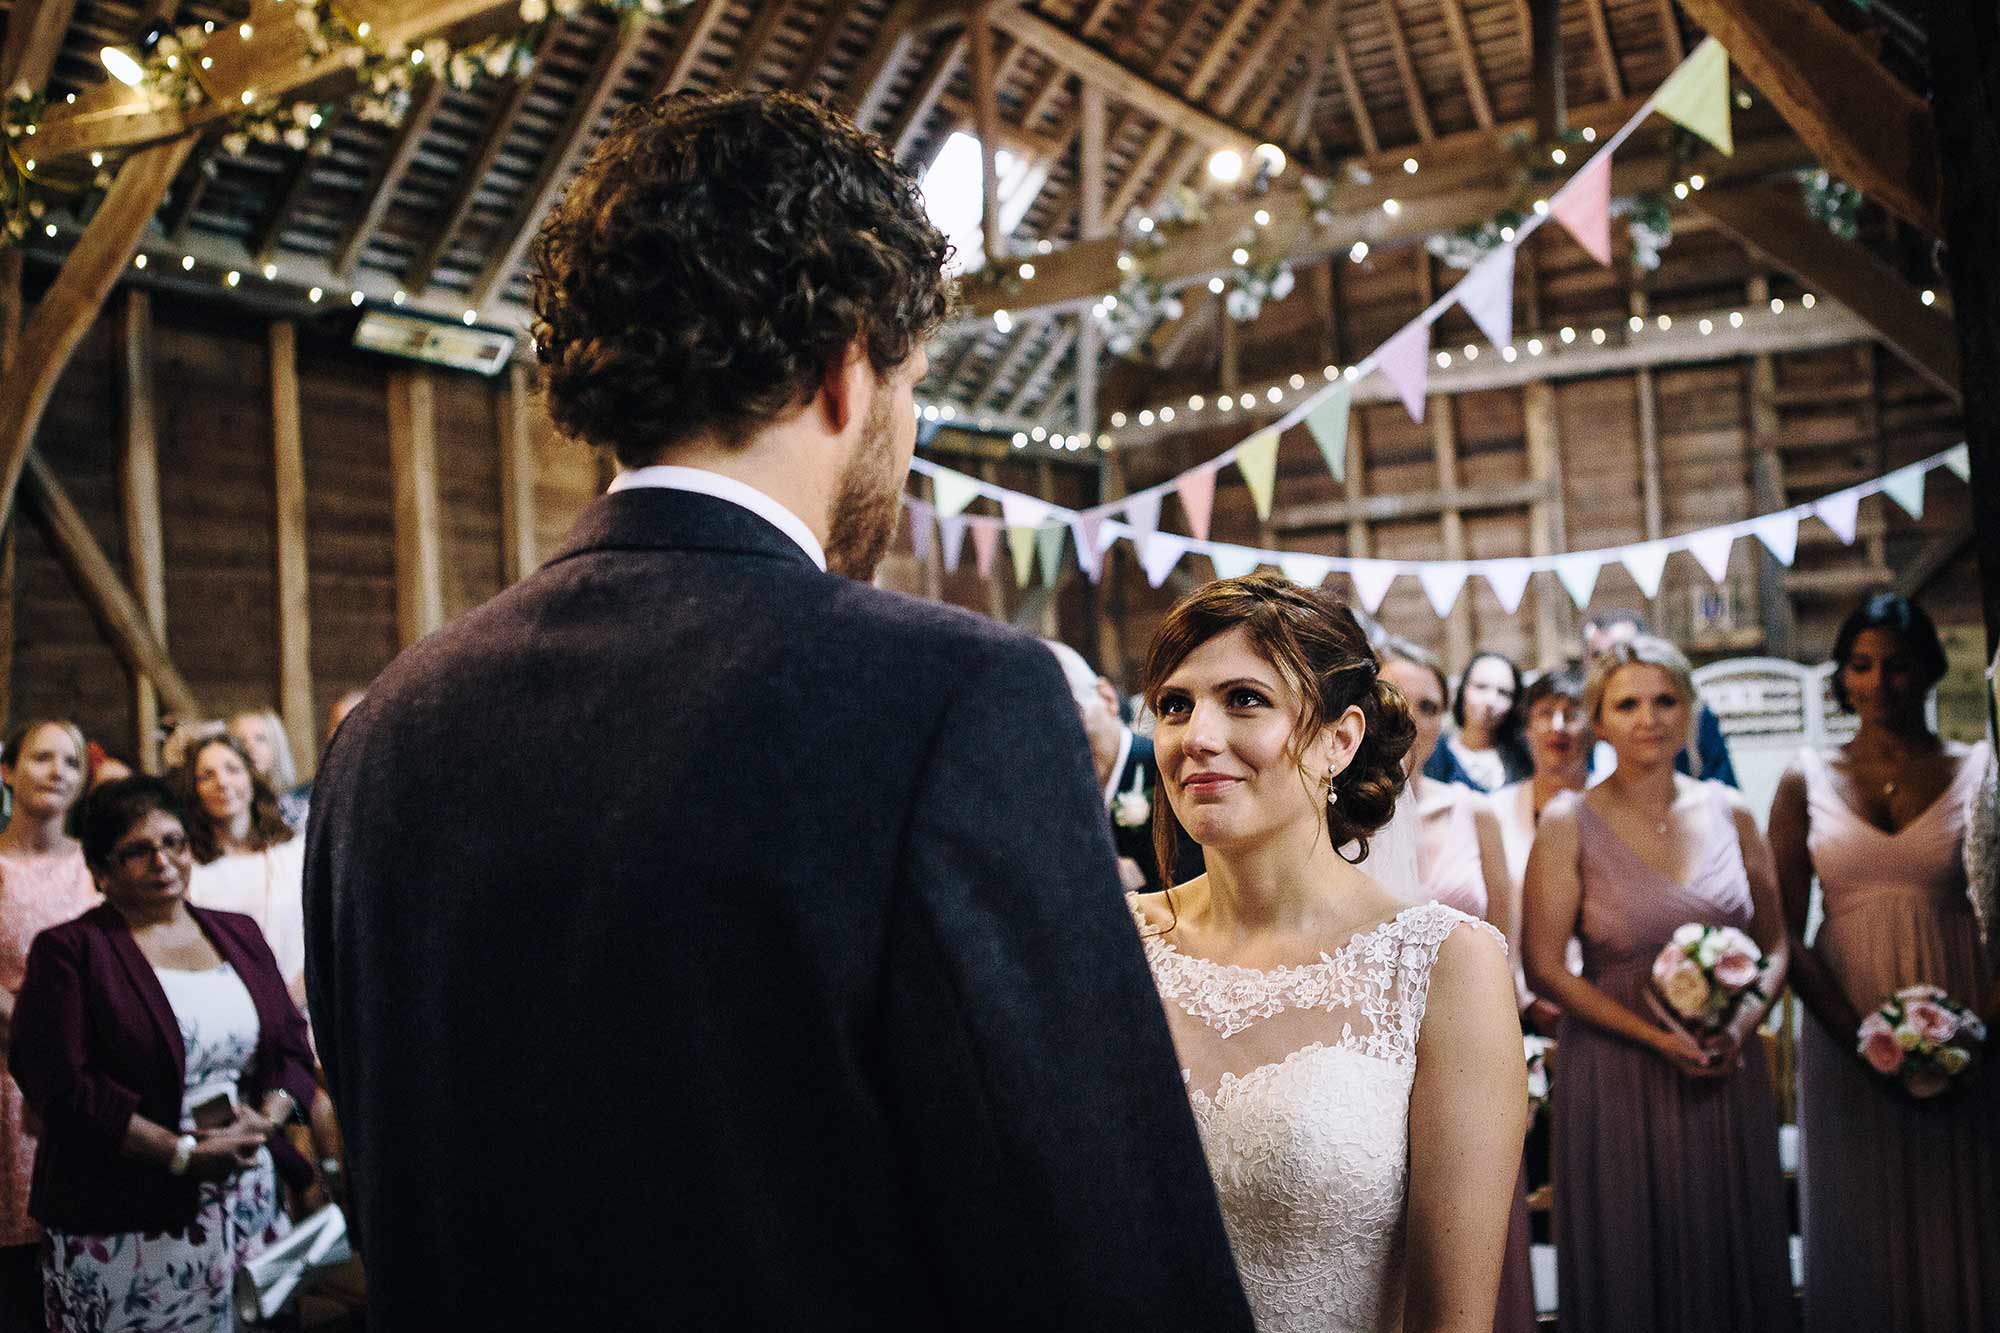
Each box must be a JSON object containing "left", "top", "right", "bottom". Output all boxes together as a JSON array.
[{"left": 5, "top": 282, "right": 603, "bottom": 771}]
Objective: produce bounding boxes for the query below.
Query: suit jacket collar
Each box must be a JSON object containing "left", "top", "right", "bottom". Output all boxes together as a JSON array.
[{"left": 545, "top": 487, "right": 826, "bottom": 573}]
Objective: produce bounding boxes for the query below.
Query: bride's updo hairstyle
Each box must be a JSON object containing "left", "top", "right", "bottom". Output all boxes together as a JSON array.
[{"left": 1142, "top": 573, "right": 1416, "bottom": 879}]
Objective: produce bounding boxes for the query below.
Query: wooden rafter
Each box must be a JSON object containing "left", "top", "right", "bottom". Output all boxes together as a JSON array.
[
  {"left": 1676, "top": 0, "right": 1940, "bottom": 234},
  {"left": 648, "top": 0, "right": 733, "bottom": 99},
  {"left": 971, "top": 317, "right": 1050, "bottom": 410},
  {"left": 330, "top": 80, "right": 445, "bottom": 279},
  {"left": 719, "top": 0, "right": 797, "bottom": 90},
  {"left": 1653, "top": 0, "right": 1685, "bottom": 64},
  {"left": 785, "top": 0, "right": 864, "bottom": 94},
  {"left": 1328, "top": 5, "right": 1378, "bottom": 154},
  {"left": 1583, "top": 0, "right": 1623, "bottom": 100},
  {"left": 1005, "top": 321, "right": 1077, "bottom": 416},
  {"left": 255, "top": 120, "right": 341, "bottom": 269},
  {"left": 844, "top": 0, "right": 927, "bottom": 129},
  {"left": 162, "top": 144, "right": 218, "bottom": 244},
  {"left": 0, "top": 0, "right": 78, "bottom": 94},
  {"left": 889, "top": 34, "right": 968, "bottom": 161},
  {"left": 1438, "top": 0, "right": 1494, "bottom": 128},
  {"left": 1375, "top": 0, "right": 1433, "bottom": 142},
  {"left": 471, "top": 18, "right": 652, "bottom": 313}
]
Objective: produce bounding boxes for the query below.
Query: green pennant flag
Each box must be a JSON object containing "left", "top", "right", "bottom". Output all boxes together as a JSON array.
[
  {"left": 1236, "top": 427, "right": 1282, "bottom": 521},
  {"left": 1035, "top": 524, "right": 1066, "bottom": 586},
  {"left": 1007, "top": 524, "right": 1037, "bottom": 587},
  {"left": 1304, "top": 388, "right": 1350, "bottom": 484},
  {"left": 930, "top": 467, "right": 981, "bottom": 518},
  {"left": 1653, "top": 37, "right": 1733, "bottom": 156}
]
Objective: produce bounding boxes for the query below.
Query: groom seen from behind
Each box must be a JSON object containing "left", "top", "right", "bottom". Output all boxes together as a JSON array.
[{"left": 303, "top": 91, "right": 1252, "bottom": 1330}]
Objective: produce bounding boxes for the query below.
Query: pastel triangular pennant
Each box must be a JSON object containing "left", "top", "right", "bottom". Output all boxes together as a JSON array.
[
  {"left": 1455, "top": 249, "right": 1516, "bottom": 350},
  {"left": 1280, "top": 553, "right": 1334, "bottom": 588},
  {"left": 1176, "top": 465, "right": 1219, "bottom": 541},
  {"left": 939, "top": 513, "right": 969, "bottom": 572},
  {"left": 1036, "top": 524, "right": 1066, "bottom": 586},
  {"left": 1236, "top": 429, "right": 1282, "bottom": 521},
  {"left": 1814, "top": 490, "right": 1861, "bottom": 544},
  {"left": 1139, "top": 533, "right": 1188, "bottom": 588},
  {"left": 1550, "top": 153, "right": 1612, "bottom": 266},
  {"left": 1482, "top": 560, "right": 1533, "bottom": 614},
  {"left": 1621, "top": 542, "right": 1671, "bottom": 598},
  {"left": 969, "top": 516, "right": 1002, "bottom": 577},
  {"left": 1417, "top": 563, "right": 1468, "bottom": 617},
  {"left": 906, "top": 499, "right": 935, "bottom": 563},
  {"left": 1305, "top": 388, "right": 1351, "bottom": 484},
  {"left": 1554, "top": 553, "right": 1602, "bottom": 609},
  {"left": 1652, "top": 36, "right": 1733, "bottom": 156},
  {"left": 1208, "top": 545, "right": 1263, "bottom": 580},
  {"left": 1348, "top": 560, "right": 1398, "bottom": 614},
  {"left": 931, "top": 468, "right": 981, "bottom": 518},
  {"left": 1006, "top": 524, "right": 1037, "bottom": 586},
  {"left": 1070, "top": 512, "right": 1107, "bottom": 582},
  {"left": 1880, "top": 465, "right": 1927, "bottom": 519},
  {"left": 1000, "top": 492, "right": 1054, "bottom": 530},
  {"left": 1944, "top": 443, "right": 1970, "bottom": 482},
  {"left": 1684, "top": 529, "right": 1736, "bottom": 585},
  {"left": 1376, "top": 320, "right": 1431, "bottom": 424},
  {"left": 1752, "top": 513, "right": 1798, "bottom": 565},
  {"left": 1123, "top": 490, "right": 1163, "bottom": 535}
]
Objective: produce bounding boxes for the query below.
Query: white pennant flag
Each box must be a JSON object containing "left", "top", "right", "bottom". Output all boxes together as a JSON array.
[
  {"left": 1455, "top": 249, "right": 1516, "bottom": 350},
  {"left": 1553, "top": 553, "right": 1602, "bottom": 609},
  {"left": 1621, "top": 542, "right": 1671, "bottom": 598},
  {"left": 1070, "top": 512, "right": 1108, "bottom": 583},
  {"left": 1208, "top": 546, "right": 1263, "bottom": 580},
  {"left": 1482, "top": 560, "right": 1533, "bottom": 615},
  {"left": 1417, "top": 563, "right": 1468, "bottom": 617},
  {"left": 1752, "top": 513, "right": 1799, "bottom": 565},
  {"left": 1814, "top": 490, "right": 1861, "bottom": 544},
  {"left": 1944, "top": 443, "right": 1970, "bottom": 482},
  {"left": 1000, "top": 492, "right": 1054, "bottom": 530},
  {"left": 1347, "top": 560, "right": 1398, "bottom": 614},
  {"left": 1879, "top": 465, "right": 1927, "bottom": 520},
  {"left": 1123, "top": 491, "right": 1163, "bottom": 535},
  {"left": 1684, "top": 529, "right": 1735, "bottom": 585},
  {"left": 1280, "top": 553, "right": 1334, "bottom": 588},
  {"left": 1138, "top": 533, "right": 1187, "bottom": 588},
  {"left": 930, "top": 468, "right": 981, "bottom": 519},
  {"left": 938, "top": 513, "right": 969, "bottom": 572}
]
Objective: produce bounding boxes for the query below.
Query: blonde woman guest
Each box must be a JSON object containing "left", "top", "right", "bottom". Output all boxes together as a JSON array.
[
  {"left": 0, "top": 721, "right": 99, "bottom": 1330},
  {"left": 1134, "top": 578, "right": 1525, "bottom": 1332},
  {"left": 1524, "top": 635, "right": 1791, "bottom": 1332},
  {"left": 1768, "top": 594, "right": 1998, "bottom": 1332},
  {"left": 228, "top": 711, "right": 308, "bottom": 832},
  {"left": 1377, "top": 639, "right": 1533, "bottom": 1333},
  {"left": 179, "top": 736, "right": 308, "bottom": 1007},
  {"left": 1491, "top": 668, "right": 1591, "bottom": 1033}
]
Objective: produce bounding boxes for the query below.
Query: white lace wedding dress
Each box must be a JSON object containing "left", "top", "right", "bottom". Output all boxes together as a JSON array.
[{"left": 1132, "top": 891, "right": 1500, "bottom": 1332}]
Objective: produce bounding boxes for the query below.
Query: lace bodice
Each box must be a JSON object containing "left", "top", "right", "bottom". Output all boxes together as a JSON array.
[{"left": 1133, "top": 896, "right": 1504, "bottom": 1332}]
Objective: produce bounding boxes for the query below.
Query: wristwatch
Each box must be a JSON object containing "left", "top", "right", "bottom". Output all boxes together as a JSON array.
[
  {"left": 168, "top": 1133, "right": 197, "bottom": 1177},
  {"left": 267, "top": 1089, "right": 298, "bottom": 1125}
]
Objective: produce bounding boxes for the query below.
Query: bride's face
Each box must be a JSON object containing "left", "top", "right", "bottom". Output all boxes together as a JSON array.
[{"left": 1153, "top": 627, "right": 1330, "bottom": 854}]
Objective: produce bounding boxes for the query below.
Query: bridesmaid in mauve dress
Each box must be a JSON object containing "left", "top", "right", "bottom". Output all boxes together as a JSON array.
[
  {"left": 1768, "top": 594, "right": 2000, "bottom": 1332},
  {"left": 1523, "top": 636, "right": 1792, "bottom": 1333}
]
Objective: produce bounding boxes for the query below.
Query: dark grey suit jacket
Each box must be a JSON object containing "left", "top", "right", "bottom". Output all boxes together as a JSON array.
[{"left": 304, "top": 487, "right": 1251, "bottom": 1331}]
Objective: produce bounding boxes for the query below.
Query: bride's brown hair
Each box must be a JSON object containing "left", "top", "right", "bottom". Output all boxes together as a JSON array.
[{"left": 1141, "top": 573, "right": 1415, "bottom": 886}]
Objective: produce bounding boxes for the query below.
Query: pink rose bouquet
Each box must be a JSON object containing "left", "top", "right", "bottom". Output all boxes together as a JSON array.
[
  {"left": 1857, "top": 985, "right": 1986, "bottom": 1099},
  {"left": 1648, "top": 922, "right": 1765, "bottom": 1034}
]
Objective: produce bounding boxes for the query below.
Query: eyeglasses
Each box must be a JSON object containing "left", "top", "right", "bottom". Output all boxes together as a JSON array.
[
  {"left": 1528, "top": 706, "right": 1585, "bottom": 732},
  {"left": 110, "top": 831, "right": 189, "bottom": 872}
]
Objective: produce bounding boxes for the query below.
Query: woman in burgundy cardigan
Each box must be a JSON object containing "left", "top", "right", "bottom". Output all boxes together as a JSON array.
[{"left": 10, "top": 777, "right": 328, "bottom": 1332}]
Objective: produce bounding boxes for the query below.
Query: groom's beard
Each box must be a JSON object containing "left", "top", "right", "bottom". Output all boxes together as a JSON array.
[{"left": 824, "top": 391, "right": 902, "bottom": 580}]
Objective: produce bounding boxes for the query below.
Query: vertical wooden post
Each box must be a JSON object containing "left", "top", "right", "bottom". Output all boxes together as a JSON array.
[
  {"left": 1078, "top": 84, "right": 1108, "bottom": 241},
  {"left": 119, "top": 292, "right": 168, "bottom": 772},
  {"left": 268, "top": 321, "right": 316, "bottom": 778},
  {"left": 0, "top": 248, "right": 18, "bottom": 729},
  {"left": 1629, "top": 292, "right": 1666, "bottom": 629},
  {"left": 387, "top": 369, "right": 444, "bottom": 647},
  {"left": 1095, "top": 450, "right": 1129, "bottom": 685},
  {"left": 971, "top": 5, "right": 1003, "bottom": 265},
  {"left": 1433, "top": 397, "right": 1475, "bottom": 669},
  {"left": 1035, "top": 457, "right": 1060, "bottom": 637},
  {"left": 1744, "top": 277, "right": 1795, "bottom": 660},
  {"left": 1525, "top": 379, "right": 1570, "bottom": 667},
  {"left": 499, "top": 363, "right": 538, "bottom": 584},
  {"left": 1328, "top": 262, "right": 1372, "bottom": 565}
]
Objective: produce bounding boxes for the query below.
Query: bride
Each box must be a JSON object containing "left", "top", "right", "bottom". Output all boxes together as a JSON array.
[{"left": 1128, "top": 574, "right": 1525, "bottom": 1332}]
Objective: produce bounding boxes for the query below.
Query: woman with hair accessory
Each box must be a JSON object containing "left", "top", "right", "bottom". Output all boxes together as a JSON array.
[
  {"left": 179, "top": 736, "right": 308, "bottom": 1008},
  {"left": 1129, "top": 573, "right": 1525, "bottom": 1332},
  {"left": 0, "top": 721, "right": 98, "bottom": 1330},
  {"left": 1768, "top": 593, "right": 1998, "bottom": 1332},
  {"left": 1523, "top": 635, "right": 1791, "bottom": 1331}
]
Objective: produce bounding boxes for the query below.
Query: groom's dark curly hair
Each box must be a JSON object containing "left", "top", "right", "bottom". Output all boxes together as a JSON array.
[{"left": 530, "top": 90, "right": 953, "bottom": 468}]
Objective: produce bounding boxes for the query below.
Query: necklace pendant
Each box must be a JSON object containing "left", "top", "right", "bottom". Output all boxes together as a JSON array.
[{"left": 1882, "top": 780, "right": 1897, "bottom": 796}]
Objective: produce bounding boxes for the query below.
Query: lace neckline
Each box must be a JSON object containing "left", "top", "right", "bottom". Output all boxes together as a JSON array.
[{"left": 1138, "top": 899, "right": 1435, "bottom": 981}]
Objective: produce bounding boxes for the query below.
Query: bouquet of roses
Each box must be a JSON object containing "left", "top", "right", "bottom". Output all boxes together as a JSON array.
[
  {"left": 1524, "top": 1034, "right": 1553, "bottom": 1122},
  {"left": 1648, "top": 922, "right": 1765, "bottom": 1035},
  {"left": 1857, "top": 985, "right": 1987, "bottom": 1099}
]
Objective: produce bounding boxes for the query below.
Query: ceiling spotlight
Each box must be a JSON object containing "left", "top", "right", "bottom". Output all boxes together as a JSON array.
[
  {"left": 1207, "top": 149, "right": 1244, "bottom": 183},
  {"left": 1402, "top": 157, "right": 1419, "bottom": 174},
  {"left": 1349, "top": 241, "right": 1369, "bottom": 262},
  {"left": 1253, "top": 142, "right": 1286, "bottom": 176},
  {"left": 181, "top": 255, "right": 195, "bottom": 271},
  {"left": 993, "top": 309, "right": 1012, "bottom": 333}
]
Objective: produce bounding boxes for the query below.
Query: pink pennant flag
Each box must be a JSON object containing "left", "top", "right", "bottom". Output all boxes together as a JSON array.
[
  {"left": 1376, "top": 320, "right": 1432, "bottom": 424},
  {"left": 1123, "top": 491, "right": 1163, "bottom": 536},
  {"left": 1417, "top": 564, "right": 1468, "bottom": 618},
  {"left": 1482, "top": 560, "right": 1533, "bottom": 615},
  {"left": 1139, "top": 533, "right": 1188, "bottom": 588},
  {"left": 1175, "top": 465, "right": 1219, "bottom": 542},
  {"left": 1347, "top": 560, "right": 1398, "bottom": 614},
  {"left": 1551, "top": 154, "right": 1612, "bottom": 266},
  {"left": 1455, "top": 249, "right": 1516, "bottom": 350},
  {"left": 1621, "top": 542, "right": 1671, "bottom": 598},
  {"left": 939, "top": 513, "right": 969, "bottom": 572},
  {"left": 969, "top": 517, "right": 1002, "bottom": 578},
  {"left": 1070, "top": 512, "right": 1108, "bottom": 582},
  {"left": 906, "top": 499, "right": 935, "bottom": 563},
  {"left": 1814, "top": 490, "right": 1860, "bottom": 544},
  {"left": 1684, "top": 529, "right": 1735, "bottom": 585},
  {"left": 1208, "top": 546, "right": 1262, "bottom": 580}
]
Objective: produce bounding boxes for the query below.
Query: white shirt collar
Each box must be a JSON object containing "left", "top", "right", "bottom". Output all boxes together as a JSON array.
[
  {"left": 608, "top": 465, "right": 827, "bottom": 572},
  {"left": 1103, "top": 726, "right": 1135, "bottom": 810}
]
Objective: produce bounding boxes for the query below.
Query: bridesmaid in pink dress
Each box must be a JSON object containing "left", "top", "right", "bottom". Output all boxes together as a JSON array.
[
  {"left": 1380, "top": 639, "right": 1533, "bottom": 1333},
  {"left": 0, "top": 721, "right": 99, "bottom": 1330},
  {"left": 1524, "top": 636, "right": 1792, "bottom": 1333},
  {"left": 1768, "top": 595, "right": 2000, "bottom": 1332}
]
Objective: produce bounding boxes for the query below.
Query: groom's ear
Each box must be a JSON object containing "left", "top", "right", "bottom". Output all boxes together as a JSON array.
[{"left": 814, "top": 338, "right": 874, "bottom": 437}]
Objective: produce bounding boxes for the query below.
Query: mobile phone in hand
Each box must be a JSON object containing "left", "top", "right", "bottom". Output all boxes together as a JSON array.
[{"left": 191, "top": 1091, "right": 236, "bottom": 1132}]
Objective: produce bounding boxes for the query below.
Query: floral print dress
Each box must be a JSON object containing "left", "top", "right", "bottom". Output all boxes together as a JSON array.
[{"left": 43, "top": 964, "right": 290, "bottom": 1333}]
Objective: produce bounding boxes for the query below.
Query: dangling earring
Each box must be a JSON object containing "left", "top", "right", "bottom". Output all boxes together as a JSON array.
[{"left": 1325, "top": 766, "right": 1340, "bottom": 806}]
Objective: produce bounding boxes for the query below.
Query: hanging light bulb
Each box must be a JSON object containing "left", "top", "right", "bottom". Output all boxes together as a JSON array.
[{"left": 1207, "top": 149, "right": 1244, "bottom": 183}]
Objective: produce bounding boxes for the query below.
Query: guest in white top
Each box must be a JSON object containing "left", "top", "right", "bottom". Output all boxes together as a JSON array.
[
  {"left": 1428, "top": 651, "right": 1531, "bottom": 794},
  {"left": 179, "top": 736, "right": 308, "bottom": 1007}
]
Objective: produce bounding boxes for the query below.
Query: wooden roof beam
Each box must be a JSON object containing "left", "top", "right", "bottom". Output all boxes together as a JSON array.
[
  {"left": 889, "top": 34, "right": 969, "bottom": 161},
  {"left": 1675, "top": 0, "right": 1940, "bottom": 235},
  {"left": 648, "top": 0, "right": 734, "bottom": 99},
  {"left": 1004, "top": 321, "right": 1076, "bottom": 416},
  {"left": 1438, "top": 0, "right": 1494, "bottom": 129},
  {"left": 331, "top": 81, "right": 446, "bottom": 278},
  {"left": 1328, "top": 5, "right": 1378, "bottom": 155},
  {"left": 256, "top": 114, "right": 346, "bottom": 269},
  {"left": 785, "top": 0, "right": 864, "bottom": 95},
  {"left": 843, "top": 0, "right": 929, "bottom": 129},
  {"left": 719, "top": 0, "right": 798, "bottom": 90},
  {"left": 0, "top": 0, "right": 79, "bottom": 94},
  {"left": 1375, "top": 0, "right": 1433, "bottom": 142},
  {"left": 1583, "top": 0, "right": 1623, "bottom": 100}
]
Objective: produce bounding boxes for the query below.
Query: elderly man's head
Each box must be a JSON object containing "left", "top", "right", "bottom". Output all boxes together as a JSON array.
[
  {"left": 1044, "top": 640, "right": 1126, "bottom": 773},
  {"left": 1581, "top": 608, "right": 1647, "bottom": 666}
]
